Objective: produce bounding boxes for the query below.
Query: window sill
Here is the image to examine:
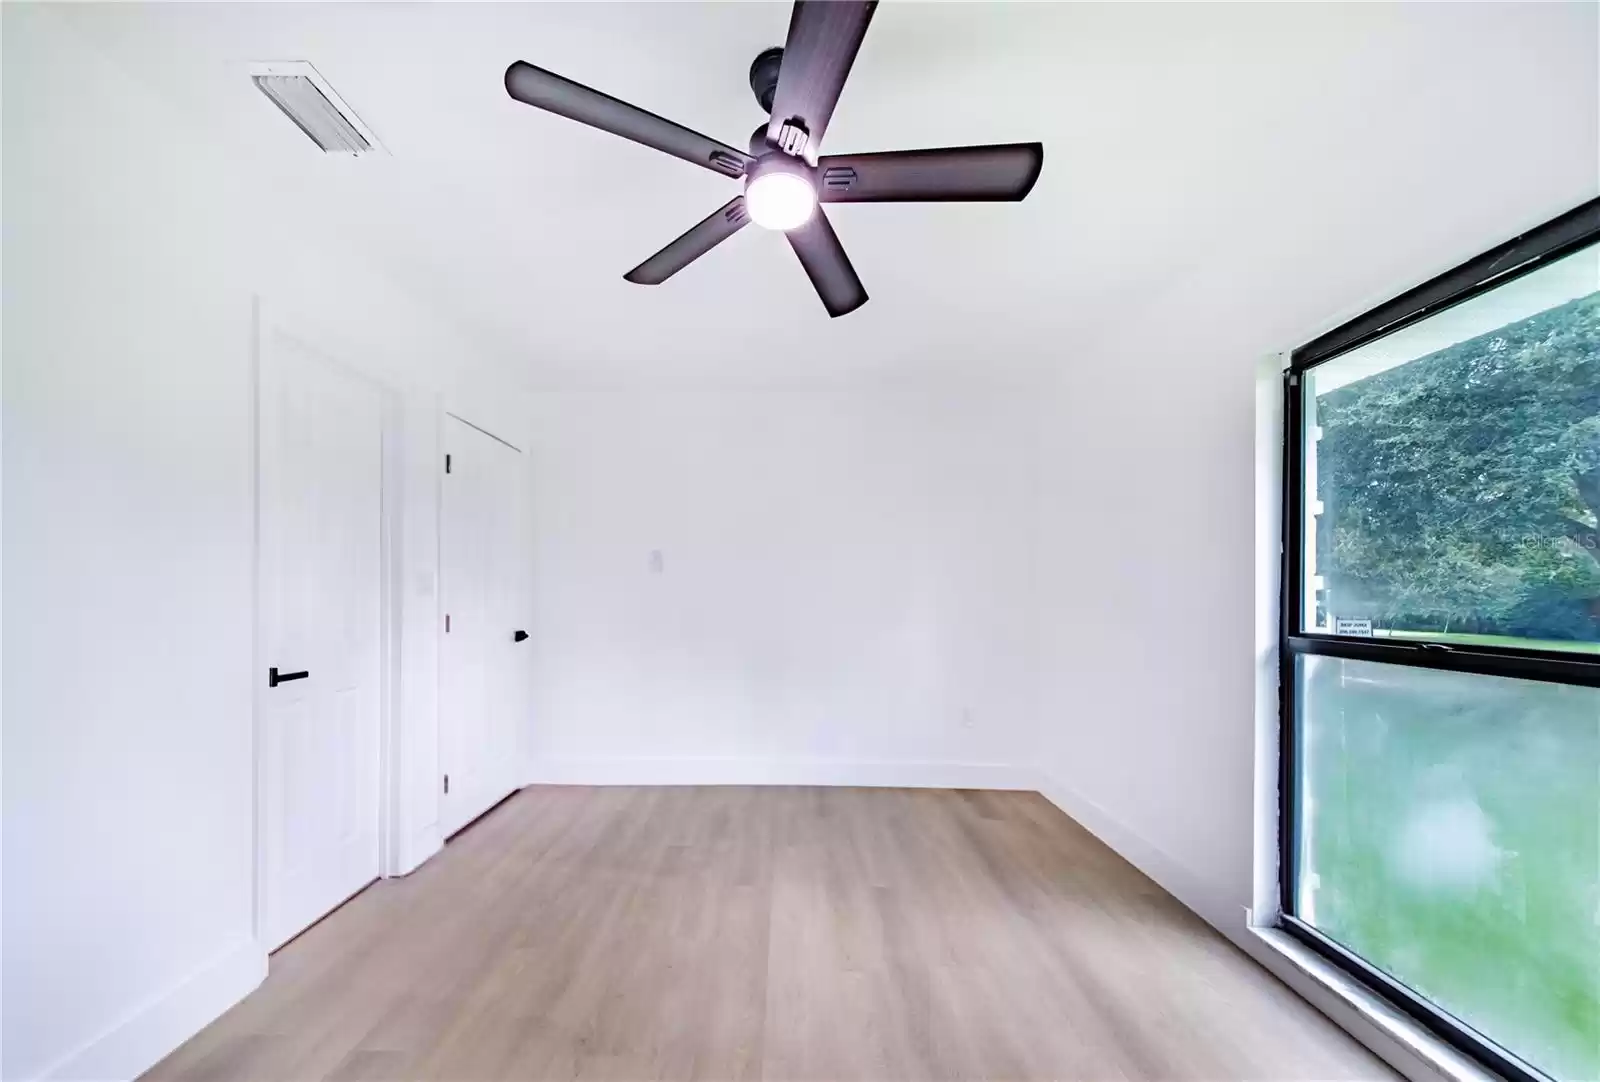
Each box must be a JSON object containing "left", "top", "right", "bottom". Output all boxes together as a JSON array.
[{"left": 1247, "top": 924, "right": 1503, "bottom": 1082}]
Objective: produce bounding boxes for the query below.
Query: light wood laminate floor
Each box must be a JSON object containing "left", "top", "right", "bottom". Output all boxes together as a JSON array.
[{"left": 145, "top": 786, "right": 1391, "bottom": 1081}]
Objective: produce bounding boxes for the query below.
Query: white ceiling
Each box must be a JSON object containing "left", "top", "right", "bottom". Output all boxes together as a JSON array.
[{"left": 55, "top": 2, "right": 1600, "bottom": 390}]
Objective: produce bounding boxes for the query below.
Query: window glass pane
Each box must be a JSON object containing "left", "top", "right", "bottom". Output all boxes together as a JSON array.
[
  {"left": 1296, "top": 655, "right": 1599, "bottom": 1079},
  {"left": 1301, "top": 243, "right": 1600, "bottom": 649}
]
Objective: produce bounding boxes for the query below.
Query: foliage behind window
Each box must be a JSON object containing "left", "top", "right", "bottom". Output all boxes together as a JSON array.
[{"left": 1315, "top": 293, "right": 1600, "bottom": 641}]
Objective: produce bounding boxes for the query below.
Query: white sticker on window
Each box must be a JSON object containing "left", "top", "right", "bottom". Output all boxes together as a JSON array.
[{"left": 1334, "top": 617, "right": 1373, "bottom": 637}]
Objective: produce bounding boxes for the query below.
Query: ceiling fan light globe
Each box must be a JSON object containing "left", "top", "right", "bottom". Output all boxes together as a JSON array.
[{"left": 745, "top": 171, "right": 816, "bottom": 231}]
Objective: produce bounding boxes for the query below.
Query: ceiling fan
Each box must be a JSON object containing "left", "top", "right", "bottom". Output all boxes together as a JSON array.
[{"left": 505, "top": 1, "right": 1043, "bottom": 317}]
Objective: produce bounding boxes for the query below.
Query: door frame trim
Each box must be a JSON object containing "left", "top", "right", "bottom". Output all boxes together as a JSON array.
[{"left": 251, "top": 296, "right": 404, "bottom": 949}]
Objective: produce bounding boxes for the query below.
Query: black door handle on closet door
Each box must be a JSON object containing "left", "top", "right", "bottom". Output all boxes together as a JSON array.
[
  {"left": 269, "top": 667, "right": 310, "bottom": 687},
  {"left": 513, "top": 630, "right": 529, "bottom": 643}
]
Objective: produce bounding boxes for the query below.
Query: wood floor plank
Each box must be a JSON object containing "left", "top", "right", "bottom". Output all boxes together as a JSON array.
[{"left": 142, "top": 786, "right": 1392, "bottom": 1082}]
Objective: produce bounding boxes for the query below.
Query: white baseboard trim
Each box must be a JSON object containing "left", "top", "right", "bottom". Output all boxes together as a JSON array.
[
  {"left": 527, "top": 756, "right": 1038, "bottom": 791},
  {"left": 1033, "top": 771, "right": 1240, "bottom": 933},
  {"left": 39, "top": 937, "right": 266, "bottom": 1082}
]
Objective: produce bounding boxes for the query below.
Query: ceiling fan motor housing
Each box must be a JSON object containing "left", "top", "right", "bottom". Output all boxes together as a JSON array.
[
  {"left": 748, "top": 48, "right": 813, "bottom": 159},
  {"left": 745, "top": 150, "right": 816, "bottom": 191},
  {"left": 749, "top": 47, "right": 784, "bottom": 113}
]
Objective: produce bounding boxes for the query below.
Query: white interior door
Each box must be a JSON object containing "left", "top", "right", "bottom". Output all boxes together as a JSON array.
[
  {"left": 258, "top": 328, "right": 383, "bottom": 950},
  {"left": 440, "top": 415, "right": 525, "bottom": 837}
]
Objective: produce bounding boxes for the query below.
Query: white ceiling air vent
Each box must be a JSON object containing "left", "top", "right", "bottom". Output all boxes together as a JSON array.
[{"left": 250, "top": 61, "right": 383, "bottom": 155}]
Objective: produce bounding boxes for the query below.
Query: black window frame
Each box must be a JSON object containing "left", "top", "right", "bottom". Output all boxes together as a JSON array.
[{"left": 1278, "top": 196, "right": 1600, "bottom": 1082}]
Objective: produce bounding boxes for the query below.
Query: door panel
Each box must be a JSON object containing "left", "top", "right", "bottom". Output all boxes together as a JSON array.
[
  {"left": 259, "top": 329, "right": 383, "bottom": 949},
  {"left": 440, "top": 416, "right": 525, "bottom": 837}
]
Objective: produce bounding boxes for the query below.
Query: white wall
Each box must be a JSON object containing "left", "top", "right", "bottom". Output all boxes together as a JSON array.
[
  {"left": 0, "top": 8, "right": 522, "bottom": 1079},
  {"left": 522, "top": 389, "right": 1037, "bottom": 787},
  {"left": 1030, "top": 300, "right": 1282, "bottom": 933}
]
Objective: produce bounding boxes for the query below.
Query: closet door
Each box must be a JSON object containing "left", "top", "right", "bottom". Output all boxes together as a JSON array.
[{"left": 439, "top": 415, "right": 525, "bottom": 837}]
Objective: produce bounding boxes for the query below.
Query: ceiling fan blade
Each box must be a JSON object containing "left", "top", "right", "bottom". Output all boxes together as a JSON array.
[
  {"left": 764, "top": 1, "right": 876, "bottom": 156},
  {"left": 817, "top": 143, "right": 1044, "bottom": 203},
  {"left": 623, "top": 197, "right": 751, "bottom": 285},
  {"left": 506, "top": 61, "right": 754, "bottom": 179},
  {"left": 786, "top": 209, "right": 867, "bottom": 317}
]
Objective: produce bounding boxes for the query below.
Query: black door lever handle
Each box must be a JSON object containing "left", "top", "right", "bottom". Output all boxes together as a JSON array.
[
  {"left": 513, "top": 630, "right": 529, "bottom": 643},
  {"left": 269, "top": 667, "right": 310, "bottom": 688}
]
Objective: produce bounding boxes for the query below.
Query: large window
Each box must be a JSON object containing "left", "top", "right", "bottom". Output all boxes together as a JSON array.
[{"left": 1282, "top": 199, "right": 1600, "bottom": 1082}]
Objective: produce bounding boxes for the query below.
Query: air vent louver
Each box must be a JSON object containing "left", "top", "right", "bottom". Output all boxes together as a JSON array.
[{"left": 250, "top": 62, "right": 381, "bottom": 155}]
